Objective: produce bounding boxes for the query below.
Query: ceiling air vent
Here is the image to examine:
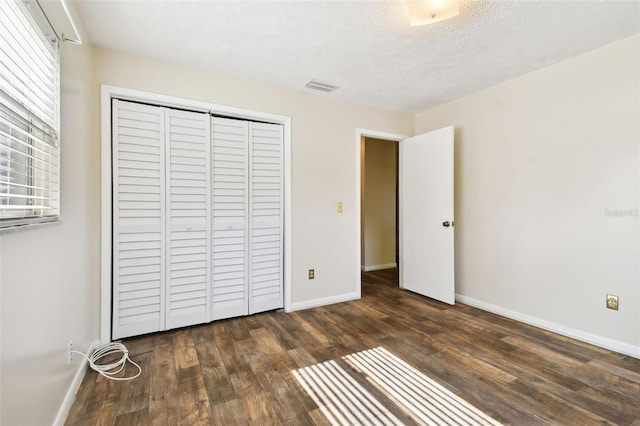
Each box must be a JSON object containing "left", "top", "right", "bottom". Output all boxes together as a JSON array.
[{"left": 305, "top": 80, "right": 338, "bottom": 93}]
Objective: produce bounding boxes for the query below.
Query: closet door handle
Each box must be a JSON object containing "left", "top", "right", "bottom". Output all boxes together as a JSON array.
[{"left": 442, "top": 221, "right": 451, "bottom": 227}]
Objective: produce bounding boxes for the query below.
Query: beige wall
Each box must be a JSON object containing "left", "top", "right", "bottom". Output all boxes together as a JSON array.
[
  {"left": 0, "top": 9, "right": 99, "bottom": 425},
  {"left": 415, "top": 35, "right": 640, "bottom": 349},
  {"left": 362, "top": 138, "right": 397, "bottom": 269},
  {"left": 92, "top": 47, "right": 413, "bottom": 306}
]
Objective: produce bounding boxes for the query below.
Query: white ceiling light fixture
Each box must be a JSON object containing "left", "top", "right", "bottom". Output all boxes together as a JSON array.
[{"left": 406, "top": 0, "right": 460, "bottom": 26}]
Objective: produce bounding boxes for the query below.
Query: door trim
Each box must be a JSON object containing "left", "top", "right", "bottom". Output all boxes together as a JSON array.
[
  {"left": 356, "top": 129, "right": 409, "bottom": 297},
  {"left": 100, "top": 85, "right": 292, "bottom": 343}
]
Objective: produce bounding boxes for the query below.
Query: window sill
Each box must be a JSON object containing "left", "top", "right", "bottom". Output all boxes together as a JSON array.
[{"left": 0, "top": 219, "right": 62, "bottom": 234}]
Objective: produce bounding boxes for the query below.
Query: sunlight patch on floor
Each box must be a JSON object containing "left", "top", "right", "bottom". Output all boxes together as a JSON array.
[
  {"left": 293, "top": 358, "right": 403, "bottom": 425},
  {"left": 345, "top": 347, "right": 502, "bottom": 426},
  {"left": 294, "top": 347, "right": 502, "bottom": 426}
]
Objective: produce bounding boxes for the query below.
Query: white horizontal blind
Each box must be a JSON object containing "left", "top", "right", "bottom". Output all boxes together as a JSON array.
[
  {"left": 0, "top": 0, "right": 60, "bottom": 228},
  {"left": 0, "top": 98, "right": 59, "bottom": 224},
  {"left": 165, "top": 108, "right": 211, "bottom": 329},
  {"left": 112, "top": 99, "right": 165, "bottom": 339},
  {"left": 249, "top": 122, "right": 283, "bottom": 314},
  {"left": 211, "top": 117, "right": 249, "bottom": 320},
  {"left": 0, "top": 0, "right": 58, "bottom": 129}
]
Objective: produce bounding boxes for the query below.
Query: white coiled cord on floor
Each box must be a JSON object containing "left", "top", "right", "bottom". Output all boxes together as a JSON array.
[{"left": 72, "top": 342, "right": 141, "bottom": 381}]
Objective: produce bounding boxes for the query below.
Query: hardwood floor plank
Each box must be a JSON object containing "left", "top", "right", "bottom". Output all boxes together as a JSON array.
[
  {"left": 148, "top": 343, "right": 179, "bottom": 425},
  {"left": 433, "top": 344, "right": 518, "bottom": 385},
  {"left": 535, "top": 378, "right": 639, "bottom": 425},
  {"left": 594, "top": 352, "right": 640, "bottom": 374},
  {"left": 228, "top": 317, "right": 252, "bottom": 341},
  {"left": 66, "top": 268, "right": 640, "bottom": 425},
  {"left": 95, "top": 376, "right": 123, "bottom": 426},
  {"left": 307, "top": 408, "right": 333, "bottom": 426},
  {"left": 64, "top": 371, "right": 101, "bottom": 425},
  {"left": 421, "top": 352, "right": 558, "bottom": 425},
  {"left": 261, "top": 312, "right": 306, "bottom": 352},
  {"left": 578, "top": 385, "right": 640, "bottom": 419},
  {"left": 230, "top": 371, "right": 281, "bottom": 424},
  {"left": 250, "top": 327, "right": 300, "bottom": 372},
  {"left": 192, "top": 327, "right": 238, "bottom": 406},
  {"left": 288, "top": 311, "right": 333, "bottom": 346},
  {"left": 436, "top": 330, "right": 588, "bottom": 391},
  {"left": 287, "top": 347, "right": 318, "bottom": 368},
  {"left": 175, "top": 365, "right": 212, "bottom": 425},
  {"left": 115, "top": 352, "right": 151, "bottom": 416},
  {"left": 254, "top": 370, "right": 316, "bottom": 424},
  {"left": 211, "top": 322, "right": 252, "bottom": 375},
  {"left": 236, "top": 336, "right": 273, "bottom": 374},
  {"left": 66, "top": 370, "right": 125, "bottom": 426},
  {"left": 587, "top": 357, "right": 640, "bottom": 384},
  {"left": 114, "top": 408, "right": 150, "bottom": 426},
  {"left": 190, "top": 322, "right": 223, "bottom": 348},
  {"left": 506, "top": 336, "right": 640, "bottom": 396},
  {"left": 172, "top": 329, "right": 199, "bottom": 370},
  {"left": 506, "top": 379, "right": 613, "bottom": 425},
  {"left": 209, "top": 398, "right": 250, "bottom": 425}
]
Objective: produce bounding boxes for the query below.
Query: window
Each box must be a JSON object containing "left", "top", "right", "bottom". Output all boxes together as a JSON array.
[{"left": 0, "top": 0, "right": 60, "bottom": 230}]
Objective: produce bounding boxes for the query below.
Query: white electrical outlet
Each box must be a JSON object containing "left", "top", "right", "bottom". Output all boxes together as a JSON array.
[{"left": 68, "top": 341, "right": 73, "bottom": 364}]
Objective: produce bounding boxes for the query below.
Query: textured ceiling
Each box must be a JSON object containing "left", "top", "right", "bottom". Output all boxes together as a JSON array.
[{"left": 74, "top": 0, "right": 640, "bottom": 113}]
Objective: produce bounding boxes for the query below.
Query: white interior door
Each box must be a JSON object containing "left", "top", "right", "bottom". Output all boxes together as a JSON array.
[{"left": 399, "top": 126, "right": 455, "bottom": 304}]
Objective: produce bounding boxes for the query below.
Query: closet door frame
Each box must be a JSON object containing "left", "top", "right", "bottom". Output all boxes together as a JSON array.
[{"left": 100, "top": 85, "right": 292, "bottom": 343}]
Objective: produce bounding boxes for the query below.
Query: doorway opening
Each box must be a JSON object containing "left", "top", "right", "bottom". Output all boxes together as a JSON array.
[{"left": 360, "top": 135, "right": 400, "bottom": 288}]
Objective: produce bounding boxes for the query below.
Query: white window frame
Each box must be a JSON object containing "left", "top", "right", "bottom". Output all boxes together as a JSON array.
[
  {"left": 100, "top": 85, "right": 293, "bottom": 343},
  {"left": 0, "top": 0, "right": 61, "bottom": 232}
]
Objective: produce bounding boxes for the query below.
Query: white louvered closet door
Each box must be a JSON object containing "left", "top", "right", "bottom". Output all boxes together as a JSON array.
[
  {"left": 112, "top": 100, "right": 166, "bottom": 340},
  {"left": 249, "top": 122, "right": 284, "bottom": 314},
  {"left": 211, "top": 117, "right": 250, "bottom": 320},
  {"left": 165, "top": 109, "right": 211, "bottom": 329},
  {"left": 113, "top": 102, "right": 284, "bottom": 338}
]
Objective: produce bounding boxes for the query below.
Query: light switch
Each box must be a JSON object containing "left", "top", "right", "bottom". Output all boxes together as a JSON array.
[{"left": 337, "top": 202, "right": 344, "bottom": 213}]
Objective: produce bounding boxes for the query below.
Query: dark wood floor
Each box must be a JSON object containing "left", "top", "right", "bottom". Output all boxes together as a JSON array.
[{"left": 67, "top": 269, "right": 640, "bottom": 425}]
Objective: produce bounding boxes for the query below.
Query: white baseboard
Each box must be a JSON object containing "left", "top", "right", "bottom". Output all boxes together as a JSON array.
[
  {"left": 53, "top": 340, "right": 101, "bottom": 426},
  {"left": 361, "top": 263, "right": 397, "bottom": 272},
  {"left": 456, "top": 294, "right": 640, "bottom": 359},
  {"left": 289, "top": 291, "right": 361, "bottom": 312}
]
